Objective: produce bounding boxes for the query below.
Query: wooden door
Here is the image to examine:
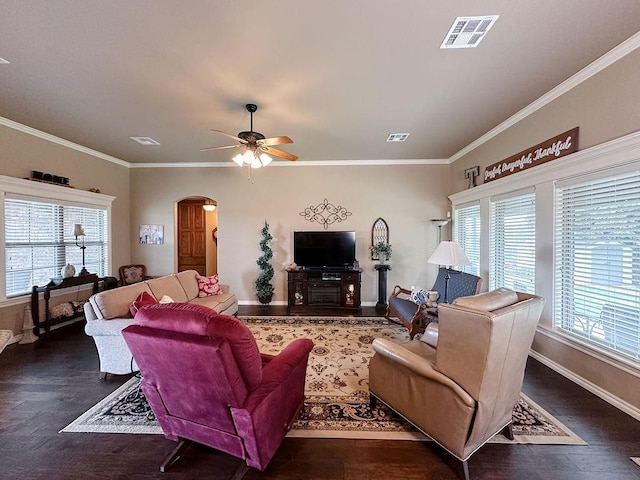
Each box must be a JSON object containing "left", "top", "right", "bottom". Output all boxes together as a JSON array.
[{"left": 177, "top": 200, "right": 207, "bottom": 274}]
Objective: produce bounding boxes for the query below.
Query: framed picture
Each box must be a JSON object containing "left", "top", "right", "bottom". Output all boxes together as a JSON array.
[{"left": 139, "top": 224, "right": 164, "bottom": 245}]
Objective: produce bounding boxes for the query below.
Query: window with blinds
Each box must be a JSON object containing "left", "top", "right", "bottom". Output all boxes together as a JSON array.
[
  {"left": 454, "top": 203, "right": 480, "bottom": 276},
  {"left": 489, "top": 191, "right": 535, "bottom": 292},
  {"left": 5, "top": 198, "right": 108, "bottom": 296},
  {"left": 555, "top": 170, "right": 640, "bottom": 361}
]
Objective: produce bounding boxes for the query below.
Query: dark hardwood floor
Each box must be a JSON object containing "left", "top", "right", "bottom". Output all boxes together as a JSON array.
[{"left": 1, "top": 306, "right": 639, "bottom": 479}]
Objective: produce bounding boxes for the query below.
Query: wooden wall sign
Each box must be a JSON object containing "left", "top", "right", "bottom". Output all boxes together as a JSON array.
[{"left": 483, "top": 127, "right": 579, "bottom": 183}]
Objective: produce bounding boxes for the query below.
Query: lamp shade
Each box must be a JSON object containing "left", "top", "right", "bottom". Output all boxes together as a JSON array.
[
  {"left": 428, "top": 241, "right": 471, "bottom": 267},
  {"left": 73, "top": 224, "right": 85, "bottom": 236},
  {"left": 203, "top": 199, "right": 217, "bottom": 212}
]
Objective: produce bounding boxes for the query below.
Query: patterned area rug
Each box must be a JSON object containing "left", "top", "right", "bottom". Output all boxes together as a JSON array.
[{"left": 62, "top": 316, "right": 585, "bottom": 444}]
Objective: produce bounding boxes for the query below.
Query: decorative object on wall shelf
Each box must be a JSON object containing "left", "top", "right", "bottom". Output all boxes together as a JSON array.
[
  {"left": 465, "top": 166, "right": 480, "bottom": 188},
  {"left": 139, "top": 225, "right": 164, "bottom": 245},
  {"left": 483, "top": 127, "right": 579, "bottom": 183},
  {"left": 61, "top": 264, "right": 76, "bottom": 278},
  {"left": 371, "top": 218, "right": 389, "bottom": 260},
  {"left": 30, "top": 170, "right": 70, "bottom": 187},
  {"left": 256, "top": 220, "right": 274, "bottom": 304},
  {"left": 299, "top": 198, "right": 352, "bottom": 229}
]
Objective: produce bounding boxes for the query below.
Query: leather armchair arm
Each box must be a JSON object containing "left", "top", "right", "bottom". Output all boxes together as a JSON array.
[
  {"left": 371, "top": 338, "right": 474, "bottom": 406},
  {"left": 421, "top": 323, "right": 439, "bottom": 348}
]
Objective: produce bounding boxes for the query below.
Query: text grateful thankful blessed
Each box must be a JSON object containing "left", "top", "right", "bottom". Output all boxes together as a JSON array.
[{"left": 484, "top": 127, "right": 579, "bottom": 183}]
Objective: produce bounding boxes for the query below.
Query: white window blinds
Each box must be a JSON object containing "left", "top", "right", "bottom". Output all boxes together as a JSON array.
[
  {"left": 555, "top": 170, "right": 640, "bottom": 361},
  {"left": 5, "top": 197, "right": 108, "bottom": 296},
  {"left": 489, "top": 191, "right": 535, "bottom": 292},
  {"left": 454, "top": 203, "right": 480, "bottom": 276}
]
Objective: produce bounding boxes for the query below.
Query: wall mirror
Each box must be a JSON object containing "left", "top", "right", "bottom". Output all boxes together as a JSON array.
[{"left": 371, "top": 217, "right": 389, "bottom": 260}]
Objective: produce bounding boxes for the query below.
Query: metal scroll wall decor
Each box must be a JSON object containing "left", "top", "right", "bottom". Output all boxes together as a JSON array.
[
  {"left": 371, "top": 217, "right": 389, "bottom": 260},
  {"left": 299, "top": 198, "right": 352, "bottom": 229}
]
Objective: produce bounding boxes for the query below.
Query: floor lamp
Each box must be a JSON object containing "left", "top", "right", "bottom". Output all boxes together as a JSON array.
[{"left": 427, "top": 241, "right": 471, "bottom": 303}]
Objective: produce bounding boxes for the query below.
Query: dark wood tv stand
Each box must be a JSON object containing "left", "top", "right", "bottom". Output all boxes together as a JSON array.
[{"left": 287, "top": 268, "right": 361, "bottom": 314}]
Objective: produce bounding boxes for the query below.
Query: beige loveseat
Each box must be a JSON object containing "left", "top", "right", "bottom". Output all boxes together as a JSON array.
[{"left": 84, "top": 270, "right": 238, "bottom": 377}]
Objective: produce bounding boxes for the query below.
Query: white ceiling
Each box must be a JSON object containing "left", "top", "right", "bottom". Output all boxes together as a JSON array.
[{"left": 1, "top": 1, "right": 640, "bottom": 165}]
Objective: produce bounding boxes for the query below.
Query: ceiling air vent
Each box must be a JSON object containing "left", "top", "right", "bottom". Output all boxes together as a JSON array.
[
  {"left": 130, "top": 136, "right": 160, "bottom": 146},
  {"left": 386, "top": 133, "right": 410, "bottom": 143},
  {"left": 441, "top": 15, "right": 499, "bottom": 49}
]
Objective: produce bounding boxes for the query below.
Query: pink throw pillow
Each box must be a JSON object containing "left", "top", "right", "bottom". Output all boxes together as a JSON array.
[
  {"left": 130, "top": 291, "right": 158, "bottom": 317},
  {"left": 197, "top": 274, "right": 221, "bottom": 297}
]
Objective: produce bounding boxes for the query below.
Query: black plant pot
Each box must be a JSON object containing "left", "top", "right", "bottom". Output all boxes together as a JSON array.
[{"left": 258, "top": 295, "right": 272, "bottom": 305}]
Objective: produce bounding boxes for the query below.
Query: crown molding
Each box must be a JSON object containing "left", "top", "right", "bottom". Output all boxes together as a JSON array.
[
  {"left": 129, "top": 158, "right": 447, "bottom": 168},
  {"left": 448, "top": 31, "right": 640, "bottom": 164},
  {"left": 0, "top": 116, "right": 130, "bottom": 168}
]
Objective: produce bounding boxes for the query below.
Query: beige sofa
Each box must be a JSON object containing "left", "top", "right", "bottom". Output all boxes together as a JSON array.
[{"left": 84, "top": 269, "right": 238, "bottom": 377}]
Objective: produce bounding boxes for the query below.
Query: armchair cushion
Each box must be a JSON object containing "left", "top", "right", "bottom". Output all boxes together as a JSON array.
[
  {"left": 135, "top": 303, "right": 262, "bottom": 390},
  {"left": 119, "top": 264, "right": 151, "bottom": 285},
  {"left": 453, "top": 287, "right": 518, "bottom": 311}
]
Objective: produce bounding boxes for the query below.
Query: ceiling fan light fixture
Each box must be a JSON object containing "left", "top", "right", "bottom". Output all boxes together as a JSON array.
[
  {"left": 232, "top": 152, "right": 245, "bottom": 166},
  {"left": 200, "top": 103, "right": 297, "bottom": 179},
  {"left": 259, "top": 153, "right": 272, "bottom": 167}
]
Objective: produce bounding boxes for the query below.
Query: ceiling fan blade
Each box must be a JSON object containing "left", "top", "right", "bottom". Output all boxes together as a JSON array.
[
  {"left": 210, "top": 129, "right": 247, "bottom": 143},
  {"left": 259, "top": 136, "right": 294, "bottom": 146},
  {"left": 199, "top": 144, "right": 243, "bottom": 152},
  {"left": 262, "top": 146, "right": 298, "bottom": 161}
]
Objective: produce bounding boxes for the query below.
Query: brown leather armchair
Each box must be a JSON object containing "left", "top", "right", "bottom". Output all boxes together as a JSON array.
[
  {"left": 386, "top": 267, "right": 482, "bottom": 338},
  {"left": 370, "top": 288, "right": 545, "bottom": 480}
]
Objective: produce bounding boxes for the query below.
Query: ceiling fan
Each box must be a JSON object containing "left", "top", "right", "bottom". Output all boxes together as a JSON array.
[{"left": 199, "top": 103, "right": 298, "bottom": 167}]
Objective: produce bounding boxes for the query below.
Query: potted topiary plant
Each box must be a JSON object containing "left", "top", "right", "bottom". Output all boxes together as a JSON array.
[
  {"left": 256, "top": 220, "right": 274, "bottom": 304},
  {"left": 371, "top": 241, "right": 392, "bottom": 264}
]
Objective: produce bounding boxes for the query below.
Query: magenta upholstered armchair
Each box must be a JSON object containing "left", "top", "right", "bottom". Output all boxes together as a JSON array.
[{"left": 122, "top": 303, "right": 314, "bottom": 477}]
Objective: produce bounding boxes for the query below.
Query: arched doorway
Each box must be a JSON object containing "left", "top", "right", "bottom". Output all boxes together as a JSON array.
[{"left": 176, "top": 197, "right": 218, "bottom": 275}]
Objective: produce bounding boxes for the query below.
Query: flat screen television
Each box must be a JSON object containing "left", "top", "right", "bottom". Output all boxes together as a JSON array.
[{"left": 293, "top": 231, "right": 356, "bottom": 269}]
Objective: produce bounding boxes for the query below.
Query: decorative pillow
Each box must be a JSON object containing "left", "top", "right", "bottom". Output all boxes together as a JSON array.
[
  {"left": 410, "top": 287, "right": 439, "bottom": 308},
  {"left": 130, "top": 291, "right": 158, "bottom": 317},
  {"left": 158, "top": 295, "right": 175, "bottom": 304},
  {"left": 197, "top": 274, "right": 222, "bottom": 297}
]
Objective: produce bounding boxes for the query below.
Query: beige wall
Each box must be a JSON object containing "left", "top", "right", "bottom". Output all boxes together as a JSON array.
[
  {"left": 0, "top": 124, "right": 131, "bottom": 334},
  {"left": 448, "top": 49, "right": 640, "bottom": 414},
  {"left": 450, "top": 48, "right": 640, "bottom": 194},
  {"left": 129, "top": 163, "right": 451, "bottom": 304}
]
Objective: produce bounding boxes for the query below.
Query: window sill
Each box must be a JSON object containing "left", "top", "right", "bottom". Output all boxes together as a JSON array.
[{"left": 536, "top": 325, "right": 640, "bottom": 379}]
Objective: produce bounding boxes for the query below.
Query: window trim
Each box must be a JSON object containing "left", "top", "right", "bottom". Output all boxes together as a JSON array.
[
  {"left": 449, "top": 129, "right": 640, "bottom": 375},
  {"left": 0, "top": 174, "right": 115, "bottom": 304}
]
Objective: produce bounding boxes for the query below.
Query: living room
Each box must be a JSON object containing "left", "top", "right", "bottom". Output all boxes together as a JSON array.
[{"left": 1, "top": 2, "right": 640, "bottom": 478}]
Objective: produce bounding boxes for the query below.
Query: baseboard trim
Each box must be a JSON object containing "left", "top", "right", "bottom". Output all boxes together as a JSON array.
[{"left": 529, "top": 350, "right": 640, "bottom": 421}]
